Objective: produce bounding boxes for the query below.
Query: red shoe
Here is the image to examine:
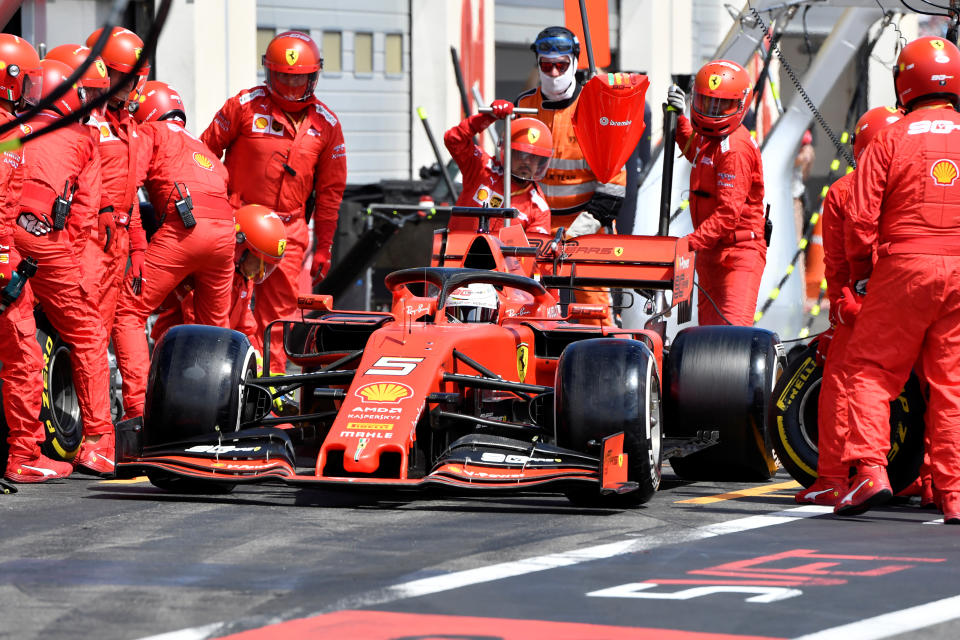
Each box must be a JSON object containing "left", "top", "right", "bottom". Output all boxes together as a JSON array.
[
  {"left": 795, "top": 475, "right": 846, "bottom": 506},
  {"left": 834, "top": 464, "right": 892, "bottom": 516},
  {"left": 921, "top": 476, "right": 937, "bottom": 510},
  {"left": 4, "top": 454, "right": 73, "bottom": 483},
  {"left": 896, "top": 477, "right": 922, "bottom": 498},
  {"left": 75, "top": 433, "right": 115, "bottom": 475},
  {"left": 941, "top": 492, "right": 960, "bottom": 525}
]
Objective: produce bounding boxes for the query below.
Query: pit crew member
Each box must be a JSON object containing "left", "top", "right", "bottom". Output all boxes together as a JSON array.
[
  {"left": 836, "top": 36, "right": 960, "bottom": 521},
  {"left": 667, "top": 60, "right": 766, "bottom": 326},
  {"left": 795, "top": 106, "right": 903, "bottom": 506},
  {"left": 517, "top": 26, "right": 625, "bottom": 325},
  {"left": 0, "top": 34, "right": 73, "bottom": 483},
  {"left": 201, "top": 30, "right": 347, "bottom": 375},
  {"left": 444, "top": 100, "right": 552, "bottom": 235},
  {"left": 112, "top": 81, "right": 236, "bottom": 429},
  {"left": 14, "top": 59, "right": 115, "bottom": 475}
]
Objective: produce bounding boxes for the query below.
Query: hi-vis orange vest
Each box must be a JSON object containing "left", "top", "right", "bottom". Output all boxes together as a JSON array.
[{"left": 517, "top": 86, "right": 626, "bottom": 216}]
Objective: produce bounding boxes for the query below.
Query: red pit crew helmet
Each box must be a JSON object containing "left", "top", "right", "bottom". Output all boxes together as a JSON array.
[
  {"left": 691, "top": 59, "right": 751, "bottom": 137},
  {"left": 262, "top": 31, "right": 322, "bottom": 112},
  {"left": 0, "top": 34, "right": 42, "bottom": 108},
  {"left": 502, "top": 116, "right": 553, "bottom": 182},
  {"left": 235, "top": 204, "right": 287, "bottom": 284},
  {"left": 129, "top": 80, "right": 186, "bottom": 124},
  {"left": 894, "top": 36, "right": 960, "bottom": 110},
  {"left": 852, "top": 106, "right": 904, "bottom": 159}
]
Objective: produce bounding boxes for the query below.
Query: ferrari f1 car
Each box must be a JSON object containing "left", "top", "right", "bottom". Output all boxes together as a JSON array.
[{"left": 114, "top": 209, "right": 784, "bottom": 506}]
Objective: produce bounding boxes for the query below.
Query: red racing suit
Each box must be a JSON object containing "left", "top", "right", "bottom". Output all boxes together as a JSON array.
[
  {"left": 201, "top": 86, "right": 347, "bottom": 374},
  {"left": 80, "top": 107, "right": 147, "bottom": 336},
  {"left": 841, "top": 106, "right": 960, "bottom": 491},
  {"left": 444, "top": 113, "right": 551, "bottom": 235},
  {"left": 150, "top": 273, "right": 256, "bottom": 349},
  {"left": 111, "top": 121, "right": 236, "bottom": 419},
  {"left": 13, "top": 110, "right": 114, "bottom": 439},
  {"left": 675, "top": 115, "right": 766, "bottom": 326},
  {"left": 0, "top": 111, "right": 45, "bottom": 461},
  {"left": 816, "top": 170, "right": 856, "bottom": 479}
]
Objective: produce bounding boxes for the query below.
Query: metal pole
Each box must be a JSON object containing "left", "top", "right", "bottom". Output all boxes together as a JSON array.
[
  {"left": 416, "top": 106, "right": 458, "bottom": 201},
  {"left": 659, "top": 95, "right": 680, "bottom": 237},
  {"left": 450, "top": 47, "right": 472, "bottom": 119},
  {"left": 577, "top": 0, "right": 597, "bottom": 78}
]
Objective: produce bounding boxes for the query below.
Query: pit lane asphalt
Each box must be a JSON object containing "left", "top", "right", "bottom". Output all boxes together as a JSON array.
[{"left": 2, "top": 468, "right": 959, "bottom": 640}]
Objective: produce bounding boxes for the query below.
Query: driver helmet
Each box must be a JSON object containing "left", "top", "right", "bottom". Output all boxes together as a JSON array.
[
  {"left": 447, "top": 283, "right": 500, "bottom": 323},
  {"left": 234, "top": 204, "right": 287, "bottom": 283}
]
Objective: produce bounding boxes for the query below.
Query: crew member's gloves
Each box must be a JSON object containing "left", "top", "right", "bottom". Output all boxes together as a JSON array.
[
  {"left": 490, "top": 99, "right": 514, "bottom": 119},
  {"left": 98, "top": 209, "right": 116, "bottom": 252},
  {"left": 310, "top": 249, "right": 331, "bottom": 286},
  {"left": 565, "top": 212, "right": 602, "bottom": 239},
  {"left": 667, "top": 85, "right": 686, "bottom": 112},
  {"left": 584, "top": 192, "right": 623, "bottom": 227},
  {"left": 129, "top": 249, "right": 145, "bottom": 295},
  {"left": 815, "top": 327, "right": 834, "bottom": 366},
  {"left": 836, "top": 286, "right": 863, "bottom": 326},
  {"left": 0, "top": 238, "right": 14, "bottom": 284}
]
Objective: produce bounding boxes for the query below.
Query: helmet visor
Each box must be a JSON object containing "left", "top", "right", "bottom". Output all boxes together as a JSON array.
[
  {"left": 21, "top": 70, "right": 43, "bottom": 107},
  {"left": 449, "top": 306, "right": 497, "bottom": 323},
  {"left": 238, "top": 249, "right": 278, "bottom": 284},
  {"left": 693, "top": 93, "right": 741, "bottom": 118},
  {"left": 534, "top": 35, "right": 576, "bottom": 57},
  {"left": 511, "top": 149, "right": 551, "bottom": 182},
  {"left": 267, "top": 69, "right": 319, "bottom": 102}
]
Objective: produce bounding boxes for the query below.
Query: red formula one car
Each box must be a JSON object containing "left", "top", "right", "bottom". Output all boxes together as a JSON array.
[{"left": 114, "top": 209, "right": 783, "bottom": 505}]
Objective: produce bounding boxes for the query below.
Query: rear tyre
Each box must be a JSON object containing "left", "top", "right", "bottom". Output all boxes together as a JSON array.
[
  {"left": 143, "top": 325, "right": 256, "bottom": 473},
  {"left": 665, "top": 326, "right": 784, "bottom": 481},
  {"left": 556, "top": 338, "right": 662, "bottom": 506},
  {"left": 770, "top": 340, "right": 926, "bottom": 492}
]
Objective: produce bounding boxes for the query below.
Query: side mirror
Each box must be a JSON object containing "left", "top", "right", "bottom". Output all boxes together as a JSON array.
[
  {"left": 567, "top": 303, "right": 608, "bottom": 321},
  {"left": 297, "top": 294, "right": 334, "bottom": 312}
]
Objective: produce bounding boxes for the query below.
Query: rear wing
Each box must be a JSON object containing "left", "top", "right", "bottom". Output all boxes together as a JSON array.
[{"left": 528, "top": 232, "right": 695, "bottom": 306}]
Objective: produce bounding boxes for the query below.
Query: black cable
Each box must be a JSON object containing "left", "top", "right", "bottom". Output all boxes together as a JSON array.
[
  {"left": 802, "top": 5, "right": 815, "bottom": 66},
  {"left": 901, "top": 0, "right": 951, "bottom": 16},
  {"left": 694, "top": 282, "right": 734, "bottom": 326},
  {"left": 919, "top": 0, "right": 952, "bottom": 10},
  {"left": 748, "top": 3, "right": 857, "bottom": 167}
]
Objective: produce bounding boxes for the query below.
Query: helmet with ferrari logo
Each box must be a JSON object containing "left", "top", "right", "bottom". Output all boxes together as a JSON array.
[
  {"left": 446, "top": 283, "right": 500, "bottom": 323},
  {"left": 501, "top": 116, "right": 553, "bottom": 182},
  {"left": 45, "top": 44, "right": 111, "bottom": 106},
  {"left": 262, "top": 31, "right": 322, "bottom": 112},
  {"left": 235, "top": 204, "right": 287, "bottom": 284},
  {"left": 0, "top": 34, "right": 42, "bottom": 110},
  {"left": 128, "top": 80, "right": 186, "bottom": 124},
  {"left": 38, "top": 59, "right": 84, "bottom": 117},
  {"left": 691, "top": 59, "right": 751, "bottom": 137},
  {"left": 852, "top": 106, "right": 904, "bottom": 159},
  {"left": 894, "top": 36, "right": 960, "bottom": 110},
  {"left": 85, "top": 27, "right": 149, "bottom": 107}
]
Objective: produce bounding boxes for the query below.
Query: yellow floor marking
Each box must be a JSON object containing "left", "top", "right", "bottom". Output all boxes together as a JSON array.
[
  {"left": 100, "top": 476, "right": 150, "bottom": 485},
  {"left": 676, "top": 479, "right": 801, "bottom": 504}
]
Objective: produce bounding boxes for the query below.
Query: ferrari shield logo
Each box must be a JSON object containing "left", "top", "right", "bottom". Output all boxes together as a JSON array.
[
  {"left": 277, "top": 238, "right": 287, "bottom": 256},
  {"left": 527, "top": 128, "right": 540, "bottom": 144},
  {"left": 285, "top": 48, "right": 299, "bottom": 65},
  {"left": 517, "top": 343, "right": 529, "bottom": 383},
  {"left": 614, "top": 247, "right": 624, "bottom": 257},
  {"left": 708, "top": 74, "right": 722, "bottom": 90},
  {"left": 95, "top": 60, "right": 107, "bottom": 78},
  {"left": 932, "top": 39, "right": 945, "bottom": 50}
]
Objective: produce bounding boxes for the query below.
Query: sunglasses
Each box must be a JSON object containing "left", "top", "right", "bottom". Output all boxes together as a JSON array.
[
  {"left": 539, "top": 59, "right": 571, "bottom": 73},
  {"left": 534, "top": 36, "right": 575, "bottom": 56}
]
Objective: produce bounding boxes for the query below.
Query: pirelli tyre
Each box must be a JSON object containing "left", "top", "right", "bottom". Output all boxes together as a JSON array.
[
  {"left": 664, "top": 326, "right": 784, "bottom": 481},
  {"left": 35, "top": 310, "right": 84, "bottom": 461},
  {"left": 556, "top": 338, "right": 662, "bottom": 506},
  {"left": 143, "top": 325, "right": 257, "bottom": 493},
  {"left": 770, "top": 340, "right": 925, "bottom": 492}
]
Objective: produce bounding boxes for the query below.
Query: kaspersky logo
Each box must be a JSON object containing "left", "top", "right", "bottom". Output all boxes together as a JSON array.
[
  {"left": 355, "top": 382, "right": 412, "bottom": 403},
  {"left": 932, "top": 159, "right": 959, "bottom": 186}
]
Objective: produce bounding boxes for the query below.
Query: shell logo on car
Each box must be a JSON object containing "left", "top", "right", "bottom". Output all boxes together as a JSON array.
[
  {"left": 932, "top": 159, "right": 959, "bottom": 186},
  {"left": 193, "top": 152, "right": 214, "bottom": 171},
  {"left": 355, "top": 382, "right": 413, "bottom": 403}
]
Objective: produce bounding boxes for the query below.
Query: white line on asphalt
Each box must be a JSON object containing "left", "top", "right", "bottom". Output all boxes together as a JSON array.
[
  {"left": 792, "top": 593, "right": 960, "bottom": 640},
  {"left": 139, "top": 505, "right": 833, "bottom": 640}
]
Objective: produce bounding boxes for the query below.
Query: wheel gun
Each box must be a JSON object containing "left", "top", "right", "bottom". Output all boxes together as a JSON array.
[{"left": 0, "top": 257, "right": 38, "bottom": 314}]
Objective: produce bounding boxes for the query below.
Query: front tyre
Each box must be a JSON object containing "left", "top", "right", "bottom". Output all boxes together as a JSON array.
[{"left": 556, "top": 338, "right": 662, "bottom": 506}]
